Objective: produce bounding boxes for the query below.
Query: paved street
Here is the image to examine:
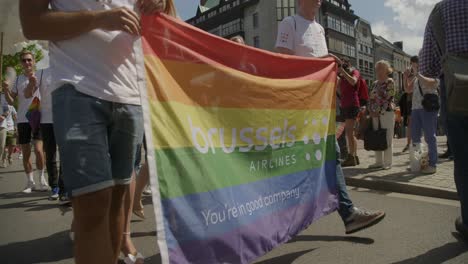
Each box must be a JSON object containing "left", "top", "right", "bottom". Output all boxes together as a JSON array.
[
  {"left": 1, "top": 155, "right": 467, "bottom": 264},
  {"left": 344, "top": 136, "right": 456, "bottom": 199}
]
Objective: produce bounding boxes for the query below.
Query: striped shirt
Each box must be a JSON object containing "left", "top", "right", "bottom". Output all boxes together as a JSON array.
[{"left": 419, "top": 0, "right": 468, "bottom": 78}]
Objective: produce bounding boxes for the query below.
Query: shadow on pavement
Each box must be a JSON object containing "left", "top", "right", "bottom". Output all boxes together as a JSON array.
[
  {"left": 0, "top": 196, "right": 59, "bottom": 212},
  {"left": 144, "top": 254, "right": 162, "bottom": 264},
  {"left": 132, "top": 231, "right": 157, "bottom": 238},
  {"left": 255, "top": 249, "right": 316, "bottom": 264},
  {"left": 391, "top": 234, "right": 468, "bottom": 264},
  {"left": 0, "top": 191, "right": 49, "bottom": 200},
  {"left": 0, "top": 170, "right": 24, "bottom": 175},
  {"left": 289, "top": 235, "right": 374, "bottom": 245},
  {"left": 0, "top": 230, "right": 73, "bottom": 264}
]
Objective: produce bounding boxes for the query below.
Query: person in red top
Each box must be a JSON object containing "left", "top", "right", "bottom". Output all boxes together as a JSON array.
[{"left": 339, "top": 57, "right": 361, "bottom": 167}]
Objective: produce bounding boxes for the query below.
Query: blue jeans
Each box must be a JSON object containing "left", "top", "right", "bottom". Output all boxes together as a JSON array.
[
  {"left": 447, "top": 114, "right": 468, "bottom": 225},
  {"left": 336, "top": 141, "right": 354, "bottom": 221},
  {"left": 411, "top": 109, "right": 438, "bottom": 167},
  {"left": 52, "top": 84, "right": 144, "bottom": 197}
]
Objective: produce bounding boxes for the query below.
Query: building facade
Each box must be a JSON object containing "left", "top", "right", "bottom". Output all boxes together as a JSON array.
[
  {"left": 187, "top": 0, "right": 358, "bottom": 60},
  {"left": 318, "top": 0, "right": 359, "bottom": 65},
  {"left": 355, "top": 18, "right": 374, "bottom": 86},
  {"left": 187, "top": 0, "right": 412, "bottom": 90}
]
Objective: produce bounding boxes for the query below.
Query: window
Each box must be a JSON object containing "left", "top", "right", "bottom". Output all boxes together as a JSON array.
[
  {"left": 254, "top": 36, "right": 260, "bottom": 48},
  {"left": 362, "top": 27, "right": 368, "bottom": 38},
  {"left": 277, "top": 0, "right": 296, "bottom": 21},
  {"left": 359, "top": 59, "right": 363, "bottom": 68},
  {"left": 327, "top": 15, "right": 341, "bottom": 32},
  {"left": 253, "top": 13, "right": 259, "bottom": 28}
]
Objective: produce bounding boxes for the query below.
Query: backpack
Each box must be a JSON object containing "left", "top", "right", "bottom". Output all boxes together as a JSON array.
[
  {"left": 357, "top": 76, "right": 369, "bottom": 107},
  {"left": 432, "top": 3, "right": 468, "bottom": 115}
]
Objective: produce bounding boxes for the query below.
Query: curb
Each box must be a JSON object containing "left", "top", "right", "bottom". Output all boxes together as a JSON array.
[{"left": 345, "top": 176, "right": 459, "bottom": 201}]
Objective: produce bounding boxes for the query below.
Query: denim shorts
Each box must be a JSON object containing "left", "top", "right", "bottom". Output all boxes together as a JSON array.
[{"left": 52, "top": 84, "right": 144, "bottom": 197}]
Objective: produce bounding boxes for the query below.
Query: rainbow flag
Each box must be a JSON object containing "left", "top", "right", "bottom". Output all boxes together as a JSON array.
[{"left": 141, "top": 14, "right": 339, "bottom": 264}]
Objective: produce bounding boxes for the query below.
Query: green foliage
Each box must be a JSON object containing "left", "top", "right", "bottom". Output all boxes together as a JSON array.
[{"left": 1, "top": 43, "right": 44, "bottom": 78}]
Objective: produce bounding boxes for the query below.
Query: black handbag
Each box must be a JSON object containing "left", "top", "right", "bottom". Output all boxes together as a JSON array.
[
  {"left": 364, "top": 117, "right": 388, "bottom": 151},
  {"left": 418, "top": 82, "right": 440, "bottom": 112}
]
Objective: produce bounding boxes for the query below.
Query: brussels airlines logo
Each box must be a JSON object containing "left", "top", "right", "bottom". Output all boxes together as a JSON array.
[{"left": 188, "top": 116, "right": 297, "bottom": 154}]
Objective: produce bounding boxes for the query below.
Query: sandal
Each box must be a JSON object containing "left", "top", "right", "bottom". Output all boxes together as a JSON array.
[
  {"left": 133, "top": 201, "right": 145, "bottom": 220},
  {"left": 124, "top": 252, "right": 145, "bottom": 264},
  {"left": 122, "top": 232, "right": 144, "bottom": 264},
  {"left": 133, "top": 209, "right": 145, "bottom": 220}
]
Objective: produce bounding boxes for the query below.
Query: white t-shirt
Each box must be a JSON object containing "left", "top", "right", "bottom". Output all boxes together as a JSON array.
[
  {"left": 12, "top": 71, "right": 43, "bottom": 124},
  {"left": 0, "top": 94, "right": 9, "bottom": 129},
  {"left": 275, "top": 15, "right": 328, "bottom": 58},
  {"left": 49, "top": 0, "right": 142, "bottom": 105},
  {"left": 5, "top": 106, "right": 17, "bottom": 131},
  {"left": 412, "top": 79, "right": 439, "bottom": 110},
  {"left": 39, "top": 68, "right": 54, "bottom": 124}
]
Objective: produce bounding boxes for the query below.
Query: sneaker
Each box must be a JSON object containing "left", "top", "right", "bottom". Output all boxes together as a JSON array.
[
  {"left": 341, "top": 156, "right": 358, "bottom": 167},
  {"left": 422, "top": 166, "right": 436, "bottom": 175},
  {"left": 344, "top": 207, "right": 386, "bottom": 234},
  {"left": 18, "top": 153, "right": 23, "bottom": 160},
  {"left": 49, "top": 187, "right": 60, "bottom": 200},
  {"left": 0, "top": 160, "right": 7, "bottom": 168},
  {"left": 402, "top": 144, "right": 410, "bottom": 153},
  {"left": 22, "top": 181, "right": 35, "bottom": 193},
  {"left": 59, "top": 194, "right": 71, "bottom": 206},
  {"left": 455, "top": 217, "right": 468, "bottom": 240},
  {"left": 143, "top": 185, "right": 152, "bottom": 195},
  {"left": 382, "top": 166, "right": 392, "bottom": 170},
  {"left": 36, "top": 182, "right": 50, "bottom": 192},
  {"left": 368, "top": 163, "right": 383, "bottom": 169}
]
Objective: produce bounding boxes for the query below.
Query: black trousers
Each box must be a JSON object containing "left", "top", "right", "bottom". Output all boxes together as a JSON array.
[{"left": 41, "top": 124, "right": 64, "bottom": 192}]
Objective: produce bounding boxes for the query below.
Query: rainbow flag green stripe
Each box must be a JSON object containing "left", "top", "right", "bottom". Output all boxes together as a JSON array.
[{"left": 156, "top": 136, "right": 336, "bottom": 199}]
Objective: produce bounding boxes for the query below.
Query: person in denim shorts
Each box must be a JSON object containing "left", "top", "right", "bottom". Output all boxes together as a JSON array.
[{"left": 19, "top": 0, "right": 175, "bottom": 263}]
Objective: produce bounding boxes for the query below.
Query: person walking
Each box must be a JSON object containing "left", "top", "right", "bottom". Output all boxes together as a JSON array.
[
  {"left": 404, "top": 56, "right": 439, "bottom": 174},
  {"left": 24, "top": 67, "right": 66, "bottom": 200},
  {"left": 276, "top": 0, "right": 385, "bottom": 235},
  {"left": 2, "top": 51, "right": 47, "bottom": 193},
  {"left": 368, "top": 60, "right": 396, "bottom": 170},
  {"left": 419, "top": 0, "right": 468, "bottom": 239}
]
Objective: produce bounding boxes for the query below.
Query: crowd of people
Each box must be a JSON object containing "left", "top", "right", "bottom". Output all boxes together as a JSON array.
[{"left": 0, "top": 0, "right": 464, "bottom": 263}]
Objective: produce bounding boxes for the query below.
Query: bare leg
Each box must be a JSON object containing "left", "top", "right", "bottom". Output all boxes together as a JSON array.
[
  {"left": 33, "top": 140, "right": 45, "bottom": 171},
  {"left": 21, "top": 144, "right": 33, "bottom": 174},
  {"left": 345, "top": 119, "right": 357, "bottom": 156},
  {"left": 73, "top": 188, "right": 114, "bottom": 264},
  {"left": 407, "top": 117, "right": 412, "bottom": 146},
  {"left": 121, "top": 175, "right": 144, "bottom": 263},
  {"left": 109, "top": 184, "right": 129, "bottom": 263},
  {"left": 134, "top": 163, "right": 149, "bottom": 217}
]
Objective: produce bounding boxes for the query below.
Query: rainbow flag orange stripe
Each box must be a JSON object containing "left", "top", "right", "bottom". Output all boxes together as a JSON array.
[{"left": 141, "top": 14, "right": 338, "bottom": 264}]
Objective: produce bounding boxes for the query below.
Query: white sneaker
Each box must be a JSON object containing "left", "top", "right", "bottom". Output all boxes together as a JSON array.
[
  {"left": 22, "top": 181, "right": 35, "bottom": 193},
  {"left": 422, "top": 166, "right": 436, "bottom": 175},
  {"left": 37, "top": 182, "right": 50, "bottom": 192}
]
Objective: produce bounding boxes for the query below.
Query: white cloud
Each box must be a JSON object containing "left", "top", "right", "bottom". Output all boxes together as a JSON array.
[
  {"left": 371, "top": 0, "right": 438, "bottom": 55},
  {"left": 372, "top": 21, "right": 423, "bottom": 56}
]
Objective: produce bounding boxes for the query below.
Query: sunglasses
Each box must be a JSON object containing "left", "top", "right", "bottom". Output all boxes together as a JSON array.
[{"left": 22, "top": 58, "right": 33, "bottom": 63}]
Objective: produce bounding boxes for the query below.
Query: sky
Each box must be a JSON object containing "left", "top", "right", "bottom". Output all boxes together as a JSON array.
[{"left": 174, "top": 0, "right": 439, "bottom": 56}]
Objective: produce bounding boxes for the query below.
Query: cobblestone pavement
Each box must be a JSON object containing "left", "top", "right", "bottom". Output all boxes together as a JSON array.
[{"left": 343, "top": 136, "right": 456, "bottom": 193}]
